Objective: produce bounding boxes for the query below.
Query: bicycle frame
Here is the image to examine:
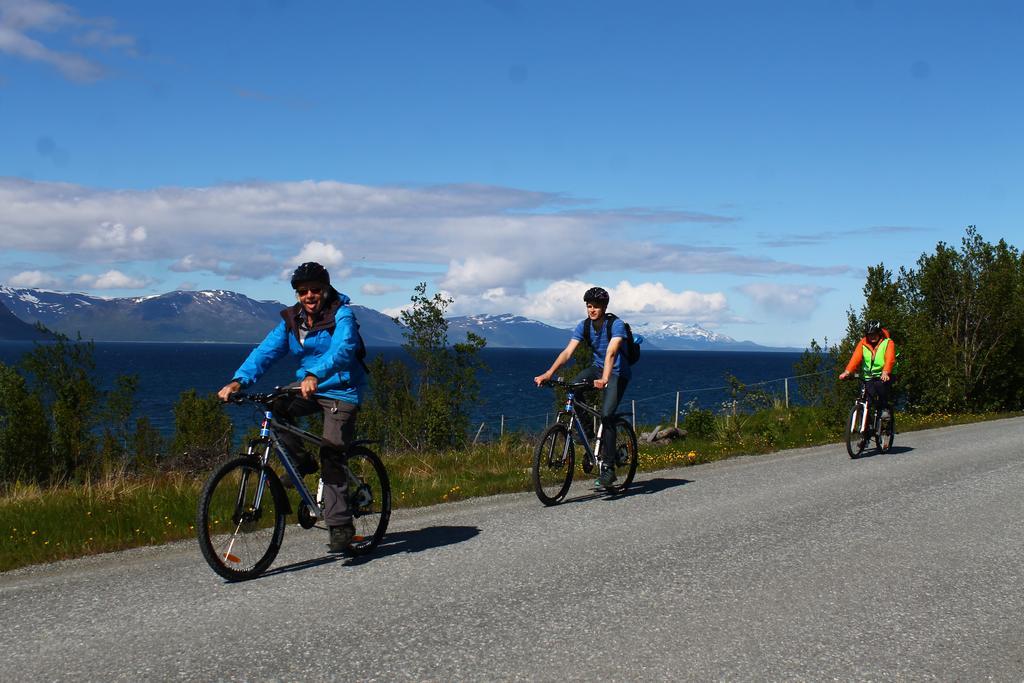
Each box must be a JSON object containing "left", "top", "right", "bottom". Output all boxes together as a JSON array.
[
  {"left": 249, "top": 410, "right": 326, "bottom": 521},
  {"left": 559, "top": 386, "right": 608, "bottom": 464}
]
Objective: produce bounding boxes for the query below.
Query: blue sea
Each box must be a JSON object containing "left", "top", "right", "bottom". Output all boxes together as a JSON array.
[{"left": 0, "top": 342, "right": 808, "bottom": 439}]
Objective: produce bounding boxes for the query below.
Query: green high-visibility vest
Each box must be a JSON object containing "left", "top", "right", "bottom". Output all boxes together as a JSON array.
[{"left": 861, "top": 337, "right": 890, "bottom": 379}]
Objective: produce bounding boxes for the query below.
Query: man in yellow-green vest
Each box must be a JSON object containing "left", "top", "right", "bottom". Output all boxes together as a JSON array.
[{"left": 840, "top": 320, "right": 896, "bottom": 424}]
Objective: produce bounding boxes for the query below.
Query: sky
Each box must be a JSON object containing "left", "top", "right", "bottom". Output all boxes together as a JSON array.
[{"left": 1, "top": 0, "right": 1021, "bottom": 347}]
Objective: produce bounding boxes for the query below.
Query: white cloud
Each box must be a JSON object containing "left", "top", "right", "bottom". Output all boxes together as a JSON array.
[
  {"left": 7, "top": 269, "right": 62, "bottom": 288},
  {"left": 290, "top": 241, "right": 344, "bottom": 268},
  {"left": 170, "top": 254, "right": 221, "bottom": 273},
  {"left": 737, "top": 282, "right": 833, "bottom": 319},
  {"left": 279, "top": 240, "right": 347, "bottom": 282},
  {"left": 448, "top": 279, "right": 732, "bottom": 327},
  {"left": 440, "top": 255, "right": 524, "bottom": 293},
  {"left": 0, "top": 177, "right": 844, "bottom": 306},
  {"left": 74, "top": 270, "right": 148, "bottom": 290},
  {"left": 0, "top": 0, "right": 136, "bottom": 82},
  {"left": 360, "top": 282, "right": 402, "bottom": 296},
  {"left": 80, "top": 222, "right": 147, "bottom": 250}
]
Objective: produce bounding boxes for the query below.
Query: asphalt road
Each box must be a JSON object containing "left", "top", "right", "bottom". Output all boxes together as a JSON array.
[{"left": 3, "top": 417, "right": 1024, "bottom": 681}]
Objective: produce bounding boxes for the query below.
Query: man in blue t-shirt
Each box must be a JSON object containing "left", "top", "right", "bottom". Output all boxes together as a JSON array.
[{"left": 534, "top": 286, "right": 631, "bottom": 486}]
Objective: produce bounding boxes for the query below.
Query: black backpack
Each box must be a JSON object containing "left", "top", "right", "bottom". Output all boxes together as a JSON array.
[{"left": 581, "top": 313, "right": 641, "bottom": 365}]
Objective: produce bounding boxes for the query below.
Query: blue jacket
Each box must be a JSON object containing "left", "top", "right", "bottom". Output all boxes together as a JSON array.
[{"left": 232, "top": 290, "right": 366, "bottom": 404}]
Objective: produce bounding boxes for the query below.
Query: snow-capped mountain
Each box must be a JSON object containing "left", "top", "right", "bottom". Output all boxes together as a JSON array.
[
  {"left": 446, "top": 314, "right": 569, "bottom": 348},
  {"left": 0, "top": 299, "right": 49, "bottom": 340},
  {"left": 632, "top": 321, "right": 734, "bottom": 348},
  {"left": 0, "top": 288, "right": 791, "bottom": 351},
  {"left": 631, "top": 321, "right": 791, "bottom": 351},
  {"left": 0, "top": 287, "right": 405, "bottom": 345}
]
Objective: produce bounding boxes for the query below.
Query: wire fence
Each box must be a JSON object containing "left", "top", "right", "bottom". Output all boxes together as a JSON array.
[{"left": 469, "top": 369, "right": 833, "bottom": 443}]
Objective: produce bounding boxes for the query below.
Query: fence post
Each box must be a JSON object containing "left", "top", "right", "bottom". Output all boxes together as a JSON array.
[
  {"left": 472, "top": 422, "right": 486, "bottom": 445},
  {"left": 632, "top": 400, "right": 636, "bottom": 428},
  {"left": 500, "top": 415, "right": 505, "bottom": 438},
  {"left": 675, "top": 391, "right": 680, "bottom": 429},
  {"left": 784, "top": 377, "right": 789, "bottom": 409}
]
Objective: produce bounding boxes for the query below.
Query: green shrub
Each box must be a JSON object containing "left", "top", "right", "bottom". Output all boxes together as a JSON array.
[
  {"left": 683, "top": 407, "right": 716, "bottom": 439},
  {"left": 169, "top": 389, "right": 233, "bottom": 472}
]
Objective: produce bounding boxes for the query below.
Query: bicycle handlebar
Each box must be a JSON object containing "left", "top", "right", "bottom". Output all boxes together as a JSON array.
[
  {"left": 226, "top": 385, "right": 309, "bottom": 405},
  {"left": 538, "top": 377, "right": 594, "bottom": 391}
]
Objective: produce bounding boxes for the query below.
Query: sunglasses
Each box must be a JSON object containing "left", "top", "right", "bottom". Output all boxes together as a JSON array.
[{"left": 295, "top": 287, "right": 323, "bottom": 296}]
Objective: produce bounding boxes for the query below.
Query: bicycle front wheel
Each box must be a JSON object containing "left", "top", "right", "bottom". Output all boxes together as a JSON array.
[
  {"left": 846, "top": 404, "right": 867, "bottom": 459},
  {"left": 196, "top": 457, "right": 287, "bottom": 581},
  {"left": 345, "top": 447, "right": 391, "bottom": 556},
  {"left": 532, "top": 423, "right": 575, "bottom": 505},
  {"left": 604, "top": 418, "right": 639, "bottom": 495}
]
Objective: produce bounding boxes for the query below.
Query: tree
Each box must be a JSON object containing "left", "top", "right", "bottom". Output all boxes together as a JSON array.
[
  {"left": 362, "top": 283, "right": 488, "bottom": 451},
  {"left": 899, "top": 227, "right": 1022, "bottom": 410},
  {"left": 0, "top": 363, "right": 51, "bottom": 485},
  {"left": 830, "top": 226, "right": 1023, "bottom": 413},
  {"left": 98, "top": 374, "right": 140, "bottom": 463},
  {"left": 169, "top": 389, "right": 233, "bottom": 471},
  {"left": 18, "top": 333, "right": 100, "bottom": 480}
]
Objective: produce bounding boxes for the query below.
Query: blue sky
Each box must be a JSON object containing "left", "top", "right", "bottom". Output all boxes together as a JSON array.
[{"left": 1, "top": 0, "right": 1021, "bottom": 347}]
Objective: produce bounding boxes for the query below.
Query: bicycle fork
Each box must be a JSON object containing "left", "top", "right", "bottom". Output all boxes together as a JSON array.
[{"left": 853, "top": 400, "right": 870, "bottom": 434}]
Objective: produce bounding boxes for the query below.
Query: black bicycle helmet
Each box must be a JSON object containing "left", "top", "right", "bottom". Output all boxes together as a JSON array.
[
  {"left": 290, "top": 262, "right": 330, "bottom": 288},
  {"left": 583, "top": 286, "right": 610, "bottom": 306},
  {"left": 864, "top": 320, "right": 883, "bottom": 336}
]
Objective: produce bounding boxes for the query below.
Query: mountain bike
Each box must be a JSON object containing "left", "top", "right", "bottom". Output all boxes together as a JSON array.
[
  {"left": 533, "top": 378, "right": 639, "bottom": 505},
  {"left": 196, "top": 388, "right": 391, "bottom": 581},
  {"left": 845, "top": 376, "right": 895, "bottom": 458}
]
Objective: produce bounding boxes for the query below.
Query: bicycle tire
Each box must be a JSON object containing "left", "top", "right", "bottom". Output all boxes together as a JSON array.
[
  {"left": 604, "top": 418, "right": 639, "bottom": 494},
  {"left": 196, "top": 457, "right": 287, "bottom": 581},
  {"left": 345, "top": 447, "right": 391, "bottom": 556},
  {"left": 532, "top": 423, "right": 575, "bottom": 505},
  {"left": 846, "top": 404, "right": 867, "bottom": 459}
]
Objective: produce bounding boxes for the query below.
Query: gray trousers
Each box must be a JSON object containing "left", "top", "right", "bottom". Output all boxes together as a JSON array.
[{"left": 273, "top": 391, "right": 359, "bottom": 527}]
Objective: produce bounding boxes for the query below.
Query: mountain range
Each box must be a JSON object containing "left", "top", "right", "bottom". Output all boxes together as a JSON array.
[{"left": 0, "top": 286, "right": 794, "bottom": 351}]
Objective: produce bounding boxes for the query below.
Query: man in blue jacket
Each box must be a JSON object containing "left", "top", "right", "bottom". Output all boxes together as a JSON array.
[{"left": 218, "top": 262, "right": 366, "bottom": 553}]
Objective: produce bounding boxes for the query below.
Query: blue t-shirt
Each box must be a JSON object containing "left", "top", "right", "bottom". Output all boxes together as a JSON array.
[{"left": 572, "top": 317, "right": 632, "bottom": 379}]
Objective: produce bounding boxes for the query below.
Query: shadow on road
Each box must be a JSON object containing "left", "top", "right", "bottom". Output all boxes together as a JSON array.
[
  {"left": 852, "top": 444, "right": 916, "bottom": 459},
  {"left": 253, "top": 525, "right": 481, "bottom": 579},
  {"left": 345, "top": 525, "right": 481, "bottom": 566},
  {"left": 559, "top": 476, "right": 692, "bottom": 506}
]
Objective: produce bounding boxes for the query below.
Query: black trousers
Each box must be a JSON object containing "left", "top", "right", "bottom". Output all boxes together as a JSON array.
[{"left": 865, "top": 378, "right": 892, "bottom": 412}]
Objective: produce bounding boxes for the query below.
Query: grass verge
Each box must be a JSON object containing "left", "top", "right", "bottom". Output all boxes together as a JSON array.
[{"left": 2, "top": 409, "right": 1020, "bottom": 573}]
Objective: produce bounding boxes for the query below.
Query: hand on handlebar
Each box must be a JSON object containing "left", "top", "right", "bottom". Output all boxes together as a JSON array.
[
  {"left": 839, "top": 371, "right": 850, "bottom": 381},
  {"left": 218, "top": 381, "right": 242, "bottom": 402},
  {"left": 534, "top": 373, "right": 552, "bottom": 387},
  {"left": 300, "top": 374, "right": 319, "bottom": 399}
]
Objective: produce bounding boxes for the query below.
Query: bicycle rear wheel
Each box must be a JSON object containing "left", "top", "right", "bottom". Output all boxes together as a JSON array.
[
  {"left": 345, "top": 447, "right": 391, "bottom": 556},
  {"left": 533, "top": 423, "right": 575, "bottom": 505},
  {"left": 196, "top": 457, "right": 287, "bottom": 581},
  {"left": 846, "top": 404, "right": 867, "bottom": 459},
  {"left": 604, "top": 418, "right": 639, "bottom": 494}
]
